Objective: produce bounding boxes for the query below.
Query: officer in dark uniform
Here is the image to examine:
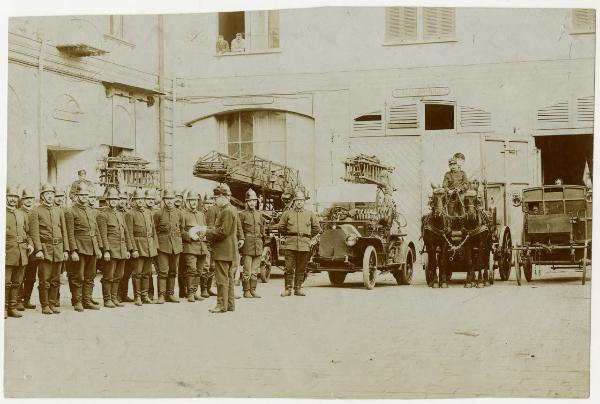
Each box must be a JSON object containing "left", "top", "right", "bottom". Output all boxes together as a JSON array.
[
  {"left": 117, "top": 191, "right": 135, "bottom": 303},
  {"left": 145, "top": 188, "right": 160, "bottom": 300},
  {"left": 181, "top": 190, "right": 209, "bottom": 302},
  {"left": 64, "top": 183, "right": 103, "bottom": 311},
  {"left": 442, "top": 157, "right": 470, "bottom": 216},
  {"left": 175, "top": 189, "right": 188, "bottom": 299},
  {"left": 87, "top": 187, "right": 103, "bottom": 305},
  {"left": 126, "top": 188, "right": 158, "bottom": 306},
  {"left": 29, "top": 183, "right": 70, "bottom": 315},
  {"left": 206, "top": 184, "right": 240, "bottom": 313},
  {"left": 153, "top": 189, "right": 185, "bottom": 304},
  {"left": 17, "top": 187, "right": 37, "bottom": 311},
  {"left": 97, "top": 188, "right": 134, "bottom": 308},
  {"left": 6, "top": 186, "right": 34, "bottom": 318},
  {"left": 238, "top": 188, "right": 265, "bottom": 298},
  {"left": 54, "top": 188, "right": 67, "bottom": 307},
  {"left": 69, "top": 169, "right": 93, "bottom": 203},
  {"left": 201, "top": 194, "right": 219, "bottom": 298},
  {"left": 277, "top": 190, "right": 320, "bottom": 297}
]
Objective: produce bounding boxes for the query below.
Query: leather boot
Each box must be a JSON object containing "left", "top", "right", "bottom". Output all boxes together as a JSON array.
[
  {"left": 242, "top": 279, "right": 252, "bottom": 298},
  {"left": 73, "top": 286, "right": 84, "bottom": 311},
  {"left": 186, "top": 276, "right": 196, "bottom": 302},
  {"left": 111, "top": 282, "right": 124, "bottom": 307},
  {"left": 250, "top": 279, "right": 261, "bottom": 298},
  {"left": 133, "top": 278, "right": 143, "bottom": 306},
  {"left": 199, "top": 277, "right": 209, "bottom": 298},
  {"left": 166, "top": 278, "right": 180, "bottom": 303},
  {"left": 281, "top": 273, "right": 293, "bottom": 297},
  {"left": 141, "top": 278, "right": 153, "bottom": 304},
  {"left": 120, "top": 278, "right": 134, "bottom": 302},
  {"left": 207, "top": 275, "right": 217, "bottom": 296},
  {"left": 83, "top": 285, "right": 100, "bottom": 310},
  {"left": 294, "top": 273, "right": 306, "bottom": 296},
  {"left": 23, "top": 281, "right": 36, "bottom": 309},
  {"left": 148, "top": 274, "right": 155, "bottom": 300},
  {"left": 7, "top": 308, "right": 23, "bottom": 318},
  {"left": 102, "top": 283, "right": 116, "bottom": 308},
  {"left": 178, "top": 273, "right": 187, "bottom": 298},
  {"left": 8, "top": 286, "right": 22, "bottom": 318},
  {"left": 156, "top": 278, "right": 166, "bottom": 304},
  {"left": 49, "top": 285, "right": 61, "bottom": 313},
  {"left": 39, "top": 289, "right": 53, "bottom": 314}
]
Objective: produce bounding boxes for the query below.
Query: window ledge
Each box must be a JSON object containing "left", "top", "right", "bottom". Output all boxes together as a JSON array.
[
  {"left": 569, "top": 30, "right": 595, "bottom": 35},
  {"left": 104, "top": 33, "right": 135, "bottom": 48},
  {"left": 214, "top": 48, "right": 281, "bottom": 57},
  {"left": 383, "top": 38, "right": 458, "bottom": 46}
]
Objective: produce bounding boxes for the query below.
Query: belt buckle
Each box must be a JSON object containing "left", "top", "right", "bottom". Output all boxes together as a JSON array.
[
  {"left": 89, "top": 231, "right": 95, "bottom": 237},
  {"left": 16, "top": 236, "right": 24, "bottom": 243},
  {"left": 52, "top": 238, "right": 60, "bottom": 245}
]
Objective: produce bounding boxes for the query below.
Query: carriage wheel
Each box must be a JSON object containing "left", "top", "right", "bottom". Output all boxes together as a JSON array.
[
  {"left": 394, "top": 250, "right": 413, "bottom": 285},
  {"left": 328, "top": 271, "right": 347, "bottom": 285},
  {"left": 488, "top": 250, "right": 495, "bottom": 285},
  {"left": 362, "top": 245, "right": 378, "bottom": 290},
  {"left": 498, "top": 229, "right": 513, "bottom": 281},
  {"left": 259, "top": 246, "right": 272, "bottom": 283},
  {"left": 514, "top": 250, "right": 522, "bottom": 286},
  {"left": 422, "top": 252, "right": 433, "bottom": 286},
  {"left": 523, "top": 257, "right": 533, "bottom": 282}
]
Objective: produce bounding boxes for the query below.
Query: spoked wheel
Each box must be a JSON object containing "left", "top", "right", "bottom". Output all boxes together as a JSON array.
[
  {"left": 523, "top": 256, "right": 533, "bottom": 282},
  {"left": 362, "top": 245, "right": 378, "bottom": 290},
  {"left": 514, "top": 250, "right": 522, "bottom": 286},
  {"left": 328, "top": 271, "right": 347, "bottom": 285},
  {"left": 422, "top": 253, "right": 433, "bottom": 286},
  {"left": 259, "top": 246, "right": 272, "bottom": 283},
  {"left": 498, "top": 228, "right": 513, "bottom": 281},
  {"left": 488, "top": 250, "right": 495, "bottom": 285},
  {"left": 394, "top": 250, "right": 413, "bottom": 285}
]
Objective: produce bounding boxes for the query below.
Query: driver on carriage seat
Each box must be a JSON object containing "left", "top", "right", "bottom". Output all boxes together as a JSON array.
[{"left": 443, "top": 157, "right": 470, "bottom": 216}]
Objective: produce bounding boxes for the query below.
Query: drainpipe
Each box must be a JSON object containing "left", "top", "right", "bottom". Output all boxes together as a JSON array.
[
  {"left": 158, "top": 15, "right": 165, "bottom": 190},
  {"left": 37, "top": 36, "right": 46, "bottom": 186}
]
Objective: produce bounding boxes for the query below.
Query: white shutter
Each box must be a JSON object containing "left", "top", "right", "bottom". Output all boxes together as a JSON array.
[
  {"left": 249, "top": 11, "right": 268, "bottom": 50},
  {"left": 387, "top": 103, "right": 418, "bottom": 129},
  {"left": 577, "top": 96, "right": 594, "bottom": 124},
  {"left": 537, "top": 101, "right": 569, "bottom": 125},
  {"left": 423, "top": 8, "right": 455, "bottom": 40},
  {"left": 352, "top": 111, "right": 383, "bottom": 135},
  {"left": 459, "top": 106, "right": 492, "bottom": 128},
  {"left": 268, "top": 10, "right": 280, "bottom": 48},
  {"left": 572, "top": 9, "right": 595, "bottom": 32},
  {"left": 385, "top": 7, "right": 417, "bottom": 42}
]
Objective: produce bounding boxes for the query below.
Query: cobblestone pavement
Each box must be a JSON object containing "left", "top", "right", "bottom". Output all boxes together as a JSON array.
[{"left": 4, "top": 262, "right": 591, "bottom": 398}]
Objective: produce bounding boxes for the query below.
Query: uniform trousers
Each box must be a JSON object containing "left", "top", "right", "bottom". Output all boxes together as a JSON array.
[
  {"left": 101, "top": 259, "right": 126, "bottom": 299},
  {"left": 284, "top": 250, "right": 310, "bottom": 289},
  {"left": 68, "top": 254, "right": 97, "bottom": 303},
  {"left": 214, "top": 260, "right": 235, "bottom": 311},
  {"left": 5, "top": 266, "right": 25, "bottom": 309},
  {"left": 157, "top": 252, "right": 180, "bottom": 296},
  {"left": 242, "top": 255, "right": 261, "bottom": 282},
  {"left": 132, "top": 257, "right": 153, "bottom": 298},
  {"left": 38, "top": 260, "right": 62, "bottom": 307}
]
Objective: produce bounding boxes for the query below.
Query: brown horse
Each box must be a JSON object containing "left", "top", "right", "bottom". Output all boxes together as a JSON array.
[{"left": 421, "top": 185, "right": 449, "bottom": 288}]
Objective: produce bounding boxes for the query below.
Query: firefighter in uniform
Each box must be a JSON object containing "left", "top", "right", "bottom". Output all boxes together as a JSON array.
[
  {"left": 181, "top": 190, "right": 209, "bottom": 302},
  {"left": 442, "top": 157, "right": 470, "bottom": 216},
  {"left": 97, "top": 188, "right": 133, "bottom": 308},
  {"left": 54, "top": 188, "right": 67, "bottom": 306},
  {"left": 125, "top": 188, "right": 158, "bottom": 306},
  {"left": 175, "top": 189, "right": 188, "bottom": 299},
  {"left": 64, "top": 183, "right": 103, "bottom": 311},
  {"left": 29, "top": 183, "right": 70, "bottom": 315},
  {"left": 145, "top": 188, "right": 160, "bottom": 300},
  {"left": 69, "top": 169, "right": 93, "bottom": 203},
  {"left": 205, "top": 184, "right": 241, "bottom": 313},
  {"left": 277, "top": 190, "right": 320, "bottom": 297},
  {"left": 17, "top": 187, "right": 38, "bottom": 311},
  {"left": 154, "top": 189, "right": 185, "bottom": 304},
  {"left": 201, "top": 194, "right": 219, "bottom": 298},
  {"left": 117, "top": 191, "right": 135, "bottom": 302},
  {"left": 238, "top": 188, "right": 265, "bottom": 298},
  {"left": 6, "top": 186, "right": 34, "bottom": 318}
]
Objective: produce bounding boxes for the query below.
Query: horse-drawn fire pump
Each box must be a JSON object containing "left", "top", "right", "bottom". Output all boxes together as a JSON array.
[{"left": 309, "top": 155, "right": 416, "bottom": 289}]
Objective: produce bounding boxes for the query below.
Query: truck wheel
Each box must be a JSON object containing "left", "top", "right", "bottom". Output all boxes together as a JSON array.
[
  {"left": 328, "top": 272, "right": 347, "bottom": 285},
  {"left": 362, "top": 245, "right": 378, "bottom": 290},
  {"left": 394, "top": 250, "right": 413, "bottom": 285},
  {"left": 259, "top": 246, "right": 272, "bottom": 283}
]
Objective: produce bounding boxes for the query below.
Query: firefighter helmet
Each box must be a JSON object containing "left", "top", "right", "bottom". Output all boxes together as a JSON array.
[
  {"left": 106, "top": 187, "right": 120, "bottom": 200},
  {"left": 293, "top": 190, "right": 306, "bottom": 201},
  {"left": 55, "top": 188, "right": 65, "bottom": 197},
  {"left": 245, "top": 188, "right": 258, "bottom": 201},
  {"left": 132, "top": 188, "right": 146, "bottom": 199},
  {"left": 21, "top": 187, "right": 36, "bottom": 199},
  {"left": 163, "top": 189, "right": 176, "bottom": 199},
  {"left": 6, "top": 186, "right": 19, "bottom": 198},
  {"left": 40, "top": 183, "right": 56, "bottom": 195}
]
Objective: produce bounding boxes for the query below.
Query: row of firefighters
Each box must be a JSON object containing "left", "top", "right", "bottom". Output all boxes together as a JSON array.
[{"left": 5, "top": 178, "right": 321, "bottom": 319}]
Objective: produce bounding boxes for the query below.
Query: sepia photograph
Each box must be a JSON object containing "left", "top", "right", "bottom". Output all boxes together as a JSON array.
[{"left": 2, "top": 0, "right": 597, "bottom": 400}]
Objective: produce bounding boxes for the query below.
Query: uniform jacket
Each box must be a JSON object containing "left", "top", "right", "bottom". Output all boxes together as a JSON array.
[
  {"left": 278, "top": 208, "right": 321, "bottom": 251},
  {"left": 181, "top": 207, "right": 209, "bottom": 255},
  {"left": 29, "top": 204, "right": 69, "bottom": 262},
  {"left": 64, "top": 204, "right": 102, "bottom": 256},
  {"left": 238, "top": 208, "right": 265, "bottom": 256},
  {"left": 443, "top": 170, "right": 470, "bottom": 193},
  {"left": 5, "top": 207, "right": 32, "bottom": 266},
  {"left": 153, "top": 207, "right": 184, "bottom": 254},
  {"left": 206, "top": 204, "right": 238, "bottom": 261},
  {"left": 205, "top": 205, "right": 219, "bottom": 227},
  {"left": 97, "top": 207, "right": 134, "bottom": 260},
  {"left": 125, "top": 207, "right": 158, "bottom": 258}
]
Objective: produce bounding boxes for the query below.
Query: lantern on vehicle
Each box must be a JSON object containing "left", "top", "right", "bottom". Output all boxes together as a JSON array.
[{"left": 345, "top": 234, "right": 358, "bottom": 247}]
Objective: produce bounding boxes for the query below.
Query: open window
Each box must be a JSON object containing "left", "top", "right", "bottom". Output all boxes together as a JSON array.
[
  {"left": 425, "top": 103, "right": 454, "bottom": 130},
  {"left": 218, "top": 10, "right": 280, "bottom": 54}
]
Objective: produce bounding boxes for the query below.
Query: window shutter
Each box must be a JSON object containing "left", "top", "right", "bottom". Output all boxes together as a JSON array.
[
  {"left": 423, "top": 8, "right": 455, "bottom": 40},
  {"left": 385, "top": 7, "right": 417, "bottom": 41},
  {"left": 268, "top": 10, "right": 280, "bottom": 48},
  {"left": 353, "top": 112, "right": 383, "bottom": 135},
  {"left": 537, "top": 101, "right": 569, "bottom": 127},
  {"left": 459, "top": 106, "right": 492, "bottom": 128},
  {"left": 387, "top": 103, "right": 418, "bottom": 129},
  {"left": 572, "top": 9, "right": 595, "bottom": 32},
  {"left": 577, "top": 96, "right": 594, "bottom": 124}
]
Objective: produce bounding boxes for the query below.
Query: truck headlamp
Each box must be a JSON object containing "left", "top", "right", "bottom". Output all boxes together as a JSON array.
[{"left": 345, "top": 234, "right": 358, "bottom": 247}]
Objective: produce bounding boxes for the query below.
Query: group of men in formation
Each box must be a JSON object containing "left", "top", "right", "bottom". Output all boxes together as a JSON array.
[{"left": 5, "top": 170, "right": 321, "bottom": 318}]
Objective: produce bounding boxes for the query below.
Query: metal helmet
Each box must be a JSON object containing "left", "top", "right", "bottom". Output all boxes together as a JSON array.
[
  {"left": 21, "top": 187, "right": 36, "bottom": 199},
  {"left": 6, "top": 186, "right": 19, "bottom": 198},
  {"left": 215, "top": 183, "right": 232, "bottom": 196},
  {"left": 453, "top": 152, "right": 465, "bottom": 162},
  {"left": 132, "top": 188, "right": 146, "bottom": 199},
  {"left": 184, "top": 189, "right": 199, "bottom": 200},
  {"left": 76, "top": 183, "right": 90, "bottom": 195},
  {"left": 245, "top": 188, "right": 258, "bottom": 201},
  {"left": 293, "top": 190, "right": 306, "bottom": 201},
  {"left": 119, "top": 191, "right": 128, "bottom": 200},
  {"left": 106, "top": 187, "right": 120, "bottom": 199},
  {"left": 163, "top": 189, "right": 176, "bottom": 199},
  {"left": 40, "top": 183, "right": 56, "bottom": 195},
  {"left": 448, "top": 157, "right": 457, "bottom": 166},
  {"left": 55, "top": 188, "right": 65, "bottom": 197},
  {"left": 175, "top": 189, "right": 184, "bottom": 198},
  {"left": 144, "top": 189, "right": 156, "bottom": 200}
]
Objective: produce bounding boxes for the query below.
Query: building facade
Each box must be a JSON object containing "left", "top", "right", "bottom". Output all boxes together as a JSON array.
[{"left": 7, "top": 7, "right": 595, "bottom": 243}]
